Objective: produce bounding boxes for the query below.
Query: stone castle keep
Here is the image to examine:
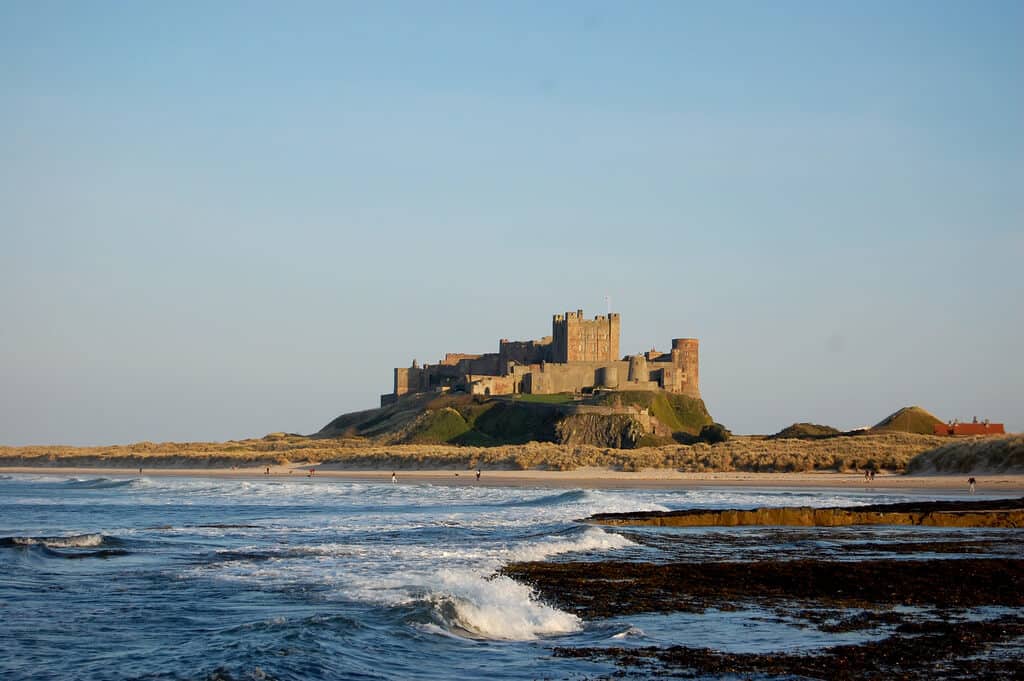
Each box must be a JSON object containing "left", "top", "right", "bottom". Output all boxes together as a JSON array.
[{"left": 380, "top": 310, "right": 700, "bottom": 406}]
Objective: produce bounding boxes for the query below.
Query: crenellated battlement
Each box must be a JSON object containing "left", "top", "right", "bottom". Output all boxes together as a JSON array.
[
  {"left": 381, "top": 308, "right": 699, "bottom": 405},
  {"left": 551, "top": 308, "right": 620, "bottom": 363}
]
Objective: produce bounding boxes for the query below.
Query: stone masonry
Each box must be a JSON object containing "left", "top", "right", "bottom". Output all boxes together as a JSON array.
[{"left": 380, "top": 310, "right": 700, "bottom": 406}]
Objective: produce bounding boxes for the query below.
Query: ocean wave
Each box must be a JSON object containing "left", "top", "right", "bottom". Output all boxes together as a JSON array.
[
  {"left": 356, "top": 528, "right": 629, "bottom": 641},
  {"left": 426, "top": 570, "right": 581, "bottom": 641},
  {"left": 2, "top": 533, "right": 108, "bottom": 548},
  {"left": 0, "top": 533, "right": 132, "bottom": 559},
  {"left": 494, "top": 489, "right": 590, "bottom": 508},
  {"left": 62, "top": 477, "right": 138, "bottom": 490},
  {"left": 193, "top": 524, "right": 263, "bottom": 529},
  {"left": 611, "top": 625, "right": 646, "bottom": 639},
  {"left": 49, "top": 547, "right": 132, "bottom": 559},
  {"left": 207, "top": 544, "right": 361, "bottom": 565},
  {"left": 506, "top": 526, "right": 634, "bottom": 563},
  {"left": 664, "top": 489, "right": 884, "bottom": 511}
]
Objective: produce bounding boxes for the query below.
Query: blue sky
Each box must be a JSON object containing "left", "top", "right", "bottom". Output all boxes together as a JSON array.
[{"left": 2, "top": 1, "right": 1021, "bottom": 444}]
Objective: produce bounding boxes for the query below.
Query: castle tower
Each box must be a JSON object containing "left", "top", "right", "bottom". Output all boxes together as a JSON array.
[
  {"left": 552, "top": 309, "right": 620, "bottom": 363},
  {"left": 627, "top": 354, "right": 648, "bottom": 383},
  {"left": 671, "top": 338, "right": 700, "bottom": 398}
]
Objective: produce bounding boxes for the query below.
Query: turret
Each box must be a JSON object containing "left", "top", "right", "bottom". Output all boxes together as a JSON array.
[{"left": 671, "top": 338, "right": 700, "bottom": 398}]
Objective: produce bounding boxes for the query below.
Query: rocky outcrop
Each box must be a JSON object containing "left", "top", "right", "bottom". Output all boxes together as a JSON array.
[
  {"left": 555, "top": 414, "right": 645, "bottom": 448},
  {"left": 587, "top": 497, "right": 1024, "bottom": 528}
]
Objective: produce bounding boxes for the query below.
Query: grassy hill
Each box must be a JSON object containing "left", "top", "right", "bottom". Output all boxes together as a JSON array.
[
  {"left": 319, "top": 393, "right": 559, "bottom": 446},
  {"left": 592, "top": 391, "right": 713, "bottom": 436},
  {"left": 872, "top": 406, "right": 943, "bottom": 435},
  {"left": 769, "top": 423, "right": 842, "bottom": 440},
  {"left": 398, "top": 399, "right": 559, "bottom": 446},
  {"left": 318, "top": 390, "right": 714, "bottom": 449}
]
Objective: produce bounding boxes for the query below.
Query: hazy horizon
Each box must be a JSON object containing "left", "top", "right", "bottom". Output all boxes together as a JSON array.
[{"left": 3, "top": 2, "right": 1021, "bottom": 445}]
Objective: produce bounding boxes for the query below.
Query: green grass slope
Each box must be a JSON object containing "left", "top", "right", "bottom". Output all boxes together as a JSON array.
[
  {"left": 395, "top": 396, "right": 558, "bottom": 446},
  {"left": 594, "top": 391, "right": 713, "bottom": 435},
  {"left": 318, "top": 393, "right": 439, "bottom": 438},
  {"left": 320, "top": 390, "right": 713, "bottom": 448}
]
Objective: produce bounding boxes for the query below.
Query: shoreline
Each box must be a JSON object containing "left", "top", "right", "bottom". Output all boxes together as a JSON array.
[{"left": 3, "top": 465, "right": 1023, "bottom": 493}]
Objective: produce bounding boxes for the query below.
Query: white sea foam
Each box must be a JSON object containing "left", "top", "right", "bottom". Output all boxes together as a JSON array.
[
  {"left": 505, "top": 526, "right": 635, "bottom": 563},
  {"left": 428, "top": 570, "right": 581, "bottom": 640},
  {"left": 187, "top": 523, "right": 633, "bottom": 642},
  {"left": 13, "top": 533, "right": 105, "bottom": 548},
  {"left": 345, "top": 527, "right": 630, "bottom": 640},
  {"left": 612, "top": 625, "right": 646, "bottom": 639}
]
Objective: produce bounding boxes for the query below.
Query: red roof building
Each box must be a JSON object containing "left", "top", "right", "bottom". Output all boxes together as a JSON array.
[{"left": 933, "top": 422, "right": 1005, "bottom": 436}]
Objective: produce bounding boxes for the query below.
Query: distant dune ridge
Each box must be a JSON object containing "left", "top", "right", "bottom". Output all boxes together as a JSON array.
[
  {"left": 769, "top": 423, "right": 843, "bottom": 440},
  {"left": 1, "top": 401, "right": 1018, "bottom": 474},
  {"left": 872, "top": 406, "right": 944, "bottom": 435},
  {"left": 2, "top": 431, "right": 1019, "bottom": 475},
  {"left": 907, "top": 435, "right": 1024, "bottom": 474}
]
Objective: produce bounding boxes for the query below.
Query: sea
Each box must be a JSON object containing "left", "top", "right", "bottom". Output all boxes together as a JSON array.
[{"left": 0, "top": 473, "right": 1008, "bottom": 680}]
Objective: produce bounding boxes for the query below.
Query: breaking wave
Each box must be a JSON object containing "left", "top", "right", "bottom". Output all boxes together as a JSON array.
[
  {"left": 505, "top": 525, "right": 634, "bottom": 563},
  {"left": 62, "top": 478, "right": 138, "bottom": 490},
  {"left": 417, "top": 527, "right": 631, "bottom": 640},
  {"left": 0, "top": 533, "right": 130, "bottom": 558},
  {"left": 2, "top": 533, "right": 108, "bottom": 548},
  {"left": 426, "top": 571, "right": 581, "bottom": 640},
  {"left": 612, "top": 625, "right": 646, "bottom": 639},
  {"left": 495, "top": 489, "right": 590, "bottom": 507}
]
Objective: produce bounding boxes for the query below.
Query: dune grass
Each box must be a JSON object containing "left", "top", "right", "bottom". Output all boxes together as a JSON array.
[
  {"left": 1, "top": 431, "right": 981, "bottom": 474},
  {"left": 906, "top": 435, "right": 1024, "bottom": 473}
]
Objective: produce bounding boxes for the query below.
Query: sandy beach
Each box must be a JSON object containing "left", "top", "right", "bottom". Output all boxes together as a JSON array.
[{"left": 3, "top": 465, "right": 1023, "bottom": 493}]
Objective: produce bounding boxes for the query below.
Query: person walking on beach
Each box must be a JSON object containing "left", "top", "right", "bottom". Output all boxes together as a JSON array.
[
  {"left": 391, "top": 472, "right": 397, "bottom": 484},
  {"left": 968, "top": 477, "right": 977, "bottom": 494}
]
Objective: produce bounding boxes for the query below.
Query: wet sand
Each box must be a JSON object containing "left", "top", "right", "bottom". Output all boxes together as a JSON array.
[{"left": 2, "top": 464, "right": 1024, "bottom": 492}]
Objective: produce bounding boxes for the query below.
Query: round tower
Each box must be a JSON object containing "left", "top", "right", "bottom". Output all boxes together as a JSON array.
[
  {"left": 596, "top": 366, "right": 619, "bottom": 389},
  {"left": 671, "top": 338, "right": 700, "bottom": 398},
  {"left": 627, "top": 354, "right": 648, "bottom": 383}
]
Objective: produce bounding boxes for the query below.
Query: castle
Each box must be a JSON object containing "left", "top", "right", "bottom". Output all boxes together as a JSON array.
[{"left": 380, "top": 310, "right": 700, "bottom": 406}]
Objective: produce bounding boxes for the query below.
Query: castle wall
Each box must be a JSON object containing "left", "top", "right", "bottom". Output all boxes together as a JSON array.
[
  {"left": 525, "top": 360, "right": 659, "bottom": 394},
  {"left": 382, "top": 310, "right": 699, "bottom": 403},
  {"left": 499, "top": 337, "right": 552, "bottom": 373},
  {"left": 441, "top": 353, "right": 482, "bottom": 366},
  {"left": 394, "top": 366, "right": 423, "bottom": 397},
  {"left": 469, "top": 375, "right": 516, "bottom": 396},
  {"left": 458, "top": 354, "right": 501, "bottom": 377}
]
